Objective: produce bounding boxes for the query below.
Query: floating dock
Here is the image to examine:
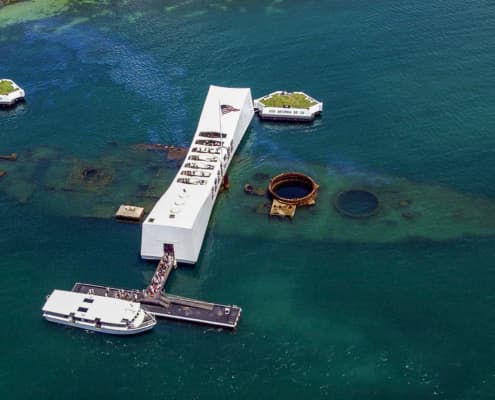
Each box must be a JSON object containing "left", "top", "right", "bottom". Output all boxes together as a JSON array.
[
  {"left": 72, "top": 245, "right": 241, "bottom": 329},
  {"left": 72, "top": 283, "right": 241, "bottom": 329},
  {"left": 141, "top": 85, "right": 254, "bottom": 263},
  {"left": 115, "top": 204, "right": 145, "bottom": 222}
]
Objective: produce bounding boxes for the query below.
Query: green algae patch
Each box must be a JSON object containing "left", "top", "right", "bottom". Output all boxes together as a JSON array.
[
  {"left": 0, "top": 0, "right": 70, "bottom": 26},
  {"left": 259, "top": 92, "right": 317, "bottom": 109},
  {"left": 0, "top": 80, "right": 16, "bottom": 95},
  {"left": 0, "top": 0, "right": 110, "bottom": 26}
]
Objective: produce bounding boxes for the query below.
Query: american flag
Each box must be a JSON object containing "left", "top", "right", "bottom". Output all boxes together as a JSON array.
[{"left": 220, "top": 104, "right": 239, "bottom": 115}]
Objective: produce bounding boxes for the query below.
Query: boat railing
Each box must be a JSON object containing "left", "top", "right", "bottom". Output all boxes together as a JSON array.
[{"left": 141, "top": 314, "right": 156, "bottom": 326}]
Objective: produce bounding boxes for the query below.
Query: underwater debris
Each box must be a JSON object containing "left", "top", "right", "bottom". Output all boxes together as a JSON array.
[
  {"left": 0, "top": 153, "right": 17, "bottom": 161},
  {"left": 270, "top": 199, "right": 296, "bottom": 219},
  {"left": 81, "top": 167, "right": 99, "bottom": 179},
  {"left": 73, "top": 164, "right": 113, "bottom": 188},
  {"left": 254, "top": 187, "right": 266, "bottom": 196},
  {"left": 402, "top": 211, "right": 416, "bottom": 220},
  {"left": 244, "top": 183, "right": 266, "bottom": 196},
  {"left": 134, "top": 143, "right": 187, "bottom": 161},
  {"left": 167, "top": 146, "right": 187, "bottom": 161},
  {"left": 254, "top": 202, "right": 271, "bottom": 215},
  {"left": 253, "top": 172, "right": 269, "bottom": 181},
  {"left": 244, "top": 183, "right": 253, "bottom": 193},
  {"left": 335, "top": 189, "right": 380, "bottom": 218},
  {"left": 136, "top": 143, "right": 170, "bottom": 152}
]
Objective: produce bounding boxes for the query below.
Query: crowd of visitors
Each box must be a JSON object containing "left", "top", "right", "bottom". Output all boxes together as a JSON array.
[{"left": 145, "top": 252, "right": 173, "bottom": 298}]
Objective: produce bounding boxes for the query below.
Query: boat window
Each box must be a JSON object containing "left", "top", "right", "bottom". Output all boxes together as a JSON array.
[
  {"left": 102, "top": 322, "right": 126, "bottom": 327},
  {"left": 77, "top": 307, "right": 88, "bottom": 313},
  {"left": 45, "top": 311, "right": 69, "bottom": 319},
  {"left": 83, "top": 298, "right": 94, "bottom": 303}
]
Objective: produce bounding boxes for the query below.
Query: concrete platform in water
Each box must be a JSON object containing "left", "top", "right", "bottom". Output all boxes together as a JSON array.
[
  {"left": 0, "top": 79, "right": 25, "bottom": 108},
  {"left": 115, "top": 204, "right": 145, "bottom": 222},
  {"left": 253, "top": 91, "right": 323, "bottom": 122},
  {"left": 72, "top": 283, "right": 241, "bottom": 329}
]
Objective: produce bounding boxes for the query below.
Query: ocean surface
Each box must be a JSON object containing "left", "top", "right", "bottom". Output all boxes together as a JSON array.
[{"left": 1, "top": 1, "right": 495, "bottom": 398}]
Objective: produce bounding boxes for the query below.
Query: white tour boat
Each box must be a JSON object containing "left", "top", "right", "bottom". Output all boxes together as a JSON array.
[
  {"left": 141, "top": 85, "right": 254, "bottom": 263},
  {"left": 42, "top": 290, "right": 156, "bottom": 335}
]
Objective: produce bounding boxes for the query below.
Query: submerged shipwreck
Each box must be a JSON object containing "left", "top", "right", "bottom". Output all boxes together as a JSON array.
[
  {"left": 234, "top": 162, "right": 495, "bottom": 243},
  {"left": 2, "top": 139, "right": 495, "bottom": 246}
]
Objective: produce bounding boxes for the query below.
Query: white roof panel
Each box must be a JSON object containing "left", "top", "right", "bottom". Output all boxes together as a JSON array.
[
  {"left": 146, "top": 85, "right": 252, "bottom": 228},
  {"left": 42, "top": 290, "right": 140, "bottom": 324}
]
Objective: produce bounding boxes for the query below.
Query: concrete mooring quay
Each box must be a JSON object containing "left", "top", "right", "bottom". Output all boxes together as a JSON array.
[{"left": 71, "top": 245, "right": 241, "bottom": 329}]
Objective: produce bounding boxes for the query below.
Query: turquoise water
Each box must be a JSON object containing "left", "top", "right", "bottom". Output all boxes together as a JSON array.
[{"left": 1, "top": 1, "right": 495, "bottom": 398}]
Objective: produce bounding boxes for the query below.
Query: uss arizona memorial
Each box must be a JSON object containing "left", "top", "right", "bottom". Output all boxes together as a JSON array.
[{"left": 140, "top": 85, "right": 254, "bottom": 264}]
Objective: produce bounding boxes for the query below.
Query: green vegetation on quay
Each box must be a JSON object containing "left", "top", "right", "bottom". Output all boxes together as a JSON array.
[
  {"left": 259, "top": 92, "right": 317, "bottom": 109},
  {"left": 0, "top": 80, "right": 16, "bottom": 95}
]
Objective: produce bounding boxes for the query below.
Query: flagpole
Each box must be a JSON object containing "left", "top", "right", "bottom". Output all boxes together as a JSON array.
[
  {"left": 218, "top": 100, "right": 223, "bottom": 137},
  {"left": 218, "top": 100, "right": 224, "bottom": 176}
]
